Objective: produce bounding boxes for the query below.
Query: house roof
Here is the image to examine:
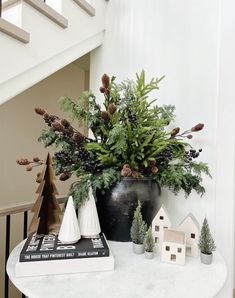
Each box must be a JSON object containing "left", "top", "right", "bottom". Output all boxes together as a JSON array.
[
  {"left": 178, "top": 213, "right": 200, "bottom": 229},
  {"left": 153, "top": 204, "right": 171, "bottom": 221},
  {"left": 163, "top": 229, "right": 185, "bottom": 244}
]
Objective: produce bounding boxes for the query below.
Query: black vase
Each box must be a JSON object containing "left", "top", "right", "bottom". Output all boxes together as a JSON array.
[{"left": 96, "top": 177, "right": 161, "bottom": 242}]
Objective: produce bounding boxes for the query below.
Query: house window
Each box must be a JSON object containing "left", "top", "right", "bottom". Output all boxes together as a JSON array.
[
  {"left": 163, "top": 226, "right": 168, "bottom": 229},
  {"left": 155, "top": 237, "right": 159, "bottom": 243},
  {"left": 191, "top": 233, "right": 196, "bottom": 239},
  {"left": 177, "top": 248, "right": 182, "bottom": 253},
  {"left": 171, "top": 254, "right": 176, "bottom": 261},
  {"left": 160, "top": 216, "right": 164, "bottom": 220},
  {"left": 155, "top": 225, "right": 159, "bottom": 232},
  {"left": 165, "top": 246, "right": 170, "bottom": 251}
]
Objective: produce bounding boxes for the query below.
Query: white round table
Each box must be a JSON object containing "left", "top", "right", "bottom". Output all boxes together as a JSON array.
[{"left": 7, "top": 241, "right": 227, "bottom": 298}]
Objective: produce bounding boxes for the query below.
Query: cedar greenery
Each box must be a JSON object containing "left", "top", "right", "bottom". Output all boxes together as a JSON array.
[{"left": 34, "top": 70, "right": 210, "bottom": 207}]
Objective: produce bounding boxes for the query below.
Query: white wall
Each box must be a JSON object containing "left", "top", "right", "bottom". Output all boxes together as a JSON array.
[
  {"left": 90, "top": 0, "right": 234, "bottom": 296},
  {"left": 0, "top": 0, "right": 106, "bottom": 104}
]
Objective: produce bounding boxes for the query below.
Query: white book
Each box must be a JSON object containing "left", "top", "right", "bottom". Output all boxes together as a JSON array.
[{"left": 15, "top": 250, "right": 114, "bottom": 277}]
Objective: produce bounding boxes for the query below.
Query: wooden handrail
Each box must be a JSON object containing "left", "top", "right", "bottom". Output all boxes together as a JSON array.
[{"left": 0, "top": 196, "right": 66, "bottom": 216}]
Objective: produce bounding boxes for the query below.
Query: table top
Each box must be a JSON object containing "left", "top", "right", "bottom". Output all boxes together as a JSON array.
[{"left": 7, "top": 241, "right": 227, "bottom": 298}]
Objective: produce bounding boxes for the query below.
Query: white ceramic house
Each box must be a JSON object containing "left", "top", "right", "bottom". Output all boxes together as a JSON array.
[
  {"left": 152, "top": 205, "right": 172, "bottom": 252},
  {"left": 162, "top": 229, "right": 186, "bottom": 265},
  {"left": 177, "top": 213, "right": 200, "bottom": 257}
]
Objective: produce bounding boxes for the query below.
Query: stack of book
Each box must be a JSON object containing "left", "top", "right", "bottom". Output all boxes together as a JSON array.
[{"left": 16, "top": 233, "right": 114, "bottom": 277}]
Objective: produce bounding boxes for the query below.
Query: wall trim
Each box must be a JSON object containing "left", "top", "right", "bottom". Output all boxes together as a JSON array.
[
  {"left": 2, "top": 0, "right": 20, "bottom": 10},
  {"left": 24, "top": 0, "right": 68, "bottom": 28},
  {"left": 0, "top": 17, "right": 29, "bottom": 43},
  {"left": 73, "top": 0, "right": 95, "bottom": 17}
]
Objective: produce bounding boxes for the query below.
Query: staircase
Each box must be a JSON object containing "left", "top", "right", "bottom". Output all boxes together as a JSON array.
[{"left": 0, "top": 0, "right": 107, "bottom": 105}]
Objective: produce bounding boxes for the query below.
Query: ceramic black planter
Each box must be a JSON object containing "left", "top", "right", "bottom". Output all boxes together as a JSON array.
[{"left": 96, "top": 177, "right": 161, "bottom": 242}]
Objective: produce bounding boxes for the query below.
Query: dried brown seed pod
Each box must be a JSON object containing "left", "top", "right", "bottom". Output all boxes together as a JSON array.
[
  {"left": 101, "top": 111, "right": 110, "bottom": 121},
  {"left": 59, "top": 172, "right": 71, "bottom": 181},
  {"left": 99, "top": 86, "right": 106, "bottom": 93},
  {"left": 170, "top": 127, "right": 180, "bottom": 137},
  {"left": 26, "top": 165, "right": 33, "bottom": 171},
  {"left": 101, "top": 74, "right": 110, "bottom": 88},
  {"left": 36, "top": 177, "right": 42, "bottom": 183},
  {"left": 73, "top": 132, "right": 85, "bottom": 143},
  {"left": 33, "top": 157, "right": 40, "bottom": 162},
  {"left": 51, "top": 122, "right": 64, "bottom": 132},
  {"left": 108, "top": 102, "right": 117, "bottom": 114},
  {"left": 187, "top": 134, "right": 193, "bottom": 139},
  {"left": 61, "top": 119, "right": 70, "bottom": 128},
  {"left": 35, "top": 107, "right": 46, "bottom": 116},
  {"left": 16, "top": 158, "right": 30, "bottom": 165},
  {"left": 191, "top": 123, "right": 204, "bottom": 132}
]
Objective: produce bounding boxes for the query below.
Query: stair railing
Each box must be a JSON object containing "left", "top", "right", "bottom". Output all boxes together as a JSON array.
[{"left": 0, "top": 196, "right": 66, "bottom": 298}]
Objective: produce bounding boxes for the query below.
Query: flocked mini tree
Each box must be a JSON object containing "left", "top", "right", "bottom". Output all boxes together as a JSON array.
[
  {"left": 144, "top": 227, "right": 155, "bottom": 253},
  {"left": 198, "top": 218, "right": 216, "bottom": 255},
  {"left": 27, "top": 153, "right": 62, "bottom": 236},
  {"left": 130, "top": 201, "right": 147, "bottom": 244}
]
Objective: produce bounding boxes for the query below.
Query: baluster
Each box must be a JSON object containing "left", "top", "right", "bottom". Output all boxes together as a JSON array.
[
  {"left": 23, "top": 211, "right": 28, "bottom": 239},
  {"left": 5, "top": 215, "right": 10, "bottom": 298}
]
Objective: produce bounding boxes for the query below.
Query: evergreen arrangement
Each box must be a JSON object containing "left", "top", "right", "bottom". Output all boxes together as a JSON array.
[
  {"left": 21, "top": 71, "right": 210, "bottom": 207},
  {"left": 130, "top": 201, "right": 147, "bottom": 244},
  {"left": 198, "top": 218, "right": 216, "bottom": 255},
  {"left": 144, "top": 227, "right": 155, "bottom": 252}
]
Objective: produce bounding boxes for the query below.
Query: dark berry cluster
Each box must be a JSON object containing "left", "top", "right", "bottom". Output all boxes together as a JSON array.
[
  {"left": 54, "top": 150, "right": 74, "bottom": 165},
  {"left": 184, "top": 148, "right": 202, "bottom": 162},
  {"left": 156, "top": 147, "right": 174, "bottom": 167},
  {"left": 74, "top": 148, "right": 102, "bottom": 173},
  {"left": 127, "top": 109, "right": 137, "bottom": 122}
]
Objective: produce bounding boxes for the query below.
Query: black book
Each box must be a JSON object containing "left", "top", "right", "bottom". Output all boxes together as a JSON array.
[{"left": 19, "top": 233, "right": 109, "bottom": 262}]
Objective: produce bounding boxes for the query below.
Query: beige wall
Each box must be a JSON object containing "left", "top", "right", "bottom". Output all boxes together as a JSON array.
[{"left": 0, "top": 58, "right": 89, "bottom": 297}]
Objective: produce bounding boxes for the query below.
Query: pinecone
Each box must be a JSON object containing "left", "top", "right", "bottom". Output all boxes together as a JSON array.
[
  {"left": 191, "top": 123, "right": 204, "bottom": 132},
  {"left": 59, "top": 172, "right": 71, "bottom": 181},
  {"left": 170, "top": 127, "right": 180, "bottom": 137},
  {"left": 33, "top": 157, "right": 40, "bottom": 162},
  {"left": 121, "top": 167, "right": 132, "bottom": 177},
  {"left": 101, "top": 74, "right": 110, "bottom": 88},
  {"left": 187, "top": 134, "right": 193, "bottom": 139},
  {"left": 101, "top": 111, "right": 110, "bottom": 121},
  {"left": 132, "top": 171, "right": 140, "bottom": 178},
  {"left": 108, "top": 102, "right": 117, "bottom": 114},
  {"left": 73, "top": 132, "right": 86, "bottom": 143},
  {"left": 35, "top": 107, "right": 46, "bottom": 116},
  {"left": 151, "top": 166, "right": 158, "bottom": 174}
]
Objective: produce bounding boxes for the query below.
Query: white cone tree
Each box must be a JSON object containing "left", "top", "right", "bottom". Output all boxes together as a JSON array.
[
  {"left": 78, "top": 187, "right": 101, "bottom": 238},
  {"left": 58, "top": 196, "right": 81, "bottom": 244}
]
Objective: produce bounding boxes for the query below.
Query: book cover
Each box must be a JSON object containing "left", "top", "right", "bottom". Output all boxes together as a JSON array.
[
  {"left": 16, "top": 250, "right": 114, "bottom": 277},
  {"left": 19, "top": 233, "right": 109, "bottom": 262}
]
